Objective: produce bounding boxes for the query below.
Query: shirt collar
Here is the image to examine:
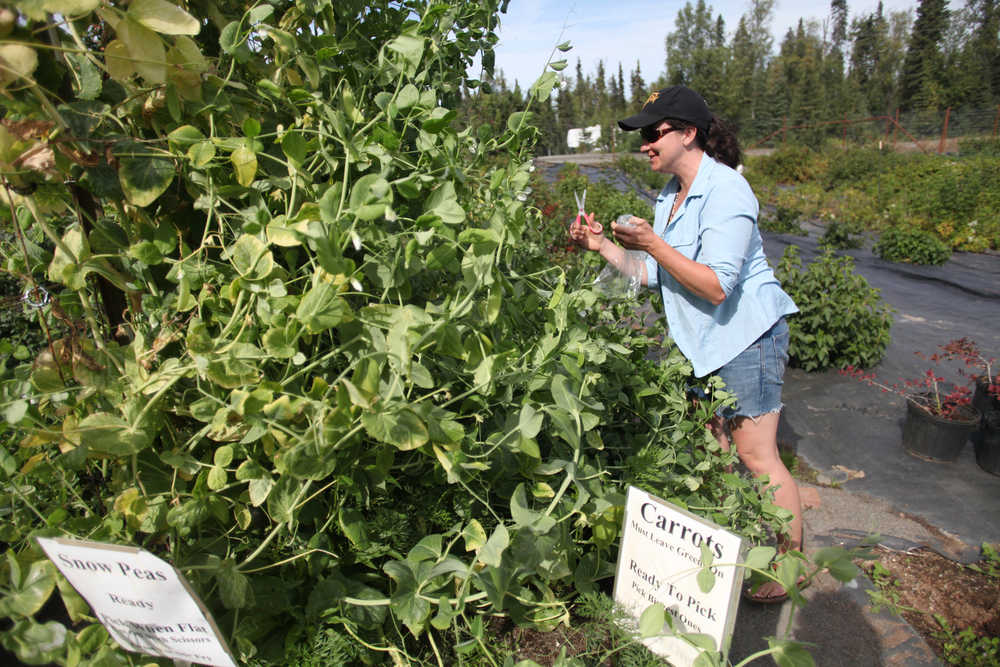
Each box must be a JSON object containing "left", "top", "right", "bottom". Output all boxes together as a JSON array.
[{"left": 687, "top": 152, "right": 715, "bottom": 199}]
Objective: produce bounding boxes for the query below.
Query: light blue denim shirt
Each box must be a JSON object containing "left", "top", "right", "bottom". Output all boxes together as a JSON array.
[{"left": 644, "top": 154, "right": 798, "bottom": 377}]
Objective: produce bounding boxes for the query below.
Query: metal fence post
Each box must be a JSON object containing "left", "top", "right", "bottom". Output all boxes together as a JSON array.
[{"left": 939, "top": 107, "right": 951, "bottom": 153}]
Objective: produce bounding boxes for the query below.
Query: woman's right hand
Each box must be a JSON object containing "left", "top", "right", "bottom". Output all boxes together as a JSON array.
[{"left": 568, "top": 213, "right": 605, "bottom": 252}]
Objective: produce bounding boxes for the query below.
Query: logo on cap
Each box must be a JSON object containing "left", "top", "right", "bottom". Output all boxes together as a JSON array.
[{"left": 644, "top": 91, "right": 660, "bottom": 108}]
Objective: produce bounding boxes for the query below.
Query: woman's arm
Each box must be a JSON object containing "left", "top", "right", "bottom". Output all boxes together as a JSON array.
[
  {"left": 568, "top": 214, "right": 649, "bottom": 285},
  {"left": 613, "top": 219, "right": 724, "bottom": 304}
]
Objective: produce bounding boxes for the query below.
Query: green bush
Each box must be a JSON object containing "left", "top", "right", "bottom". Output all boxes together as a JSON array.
[
  {"left": 824, "top": 147, "right": 902, "bottom": 190},
  {"left": 873, "top": 227, "right": 952, "bottom": 265},
  {"left": 775, "top": 247, "right": 893, "bottom": 371},
  {"left": 759, "top": 205, "right": 806, "bottom": 235},
  {"left": 752, "top": 145, "right": 824, "bottom": 184},
  {"left": 958, "top": 137, "right": 1000, "bottom": 156},
  {"left": 614, "top": 154, "right": 669, "bottom": 192},
  {"left": 819, "top": 220, "right": 863, "bottom": 250}
]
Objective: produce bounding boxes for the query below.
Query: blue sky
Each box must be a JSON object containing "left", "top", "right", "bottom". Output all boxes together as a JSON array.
[{"left": 475, "top": 0, "right": 921, "bottom": 91}]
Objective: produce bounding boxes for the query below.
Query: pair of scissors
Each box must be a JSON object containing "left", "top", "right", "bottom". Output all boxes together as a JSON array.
[{"left": 574, "top": 188, "right": 603, "bottom": 234}]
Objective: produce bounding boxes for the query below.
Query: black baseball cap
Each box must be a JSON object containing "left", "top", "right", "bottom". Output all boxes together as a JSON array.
[{"left": 618, "top": 85, "right": 712, "bottom": 133}]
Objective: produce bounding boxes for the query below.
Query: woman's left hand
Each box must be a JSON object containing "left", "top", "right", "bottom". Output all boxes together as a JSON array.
[{"left": 612, "top": 216, "right": 656, "bottom": 251}]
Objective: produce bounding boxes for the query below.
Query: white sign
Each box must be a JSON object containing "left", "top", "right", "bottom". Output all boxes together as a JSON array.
[
  {"left": 36, "top": 537, "right": 237, "bottom": 667},
  {"left": 613, "top": 486, "right": 744, "bottom": 666}
]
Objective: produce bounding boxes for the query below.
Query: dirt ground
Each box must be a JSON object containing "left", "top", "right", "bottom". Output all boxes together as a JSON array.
[{"left": 861, "top": 546, "right": 1000, "bottom": 661}]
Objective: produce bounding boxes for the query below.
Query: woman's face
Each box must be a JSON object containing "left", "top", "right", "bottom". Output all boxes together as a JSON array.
[{"left": 640, "top": 121, "right": 689, "bottom": 174}]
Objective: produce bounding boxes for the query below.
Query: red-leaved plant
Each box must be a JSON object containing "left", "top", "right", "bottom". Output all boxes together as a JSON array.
[
  {"left": 838, "top": 337, "right": 1000, "bottom": 420},
  {"left": 932, "top": 337, "right": 998, "bottom": 404},
  {"left": 841, "top": 365, "right": 974, "bottom": 419}
]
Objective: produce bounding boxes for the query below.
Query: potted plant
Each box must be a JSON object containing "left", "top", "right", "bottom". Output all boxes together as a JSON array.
[
  {"left": 842, "top": 355, "right": 979, "bottom": 463},
  {"left": 935, "top": 338, "right": 1000, "bottom": 475}
]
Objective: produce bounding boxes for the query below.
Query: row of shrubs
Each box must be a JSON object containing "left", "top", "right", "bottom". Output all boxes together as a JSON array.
[{"left": 744, "top": 139, "right": 1000, "bottom": 260}]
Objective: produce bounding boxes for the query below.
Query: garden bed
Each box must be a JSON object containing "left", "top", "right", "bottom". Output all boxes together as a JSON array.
[{"left": 860, "top": 546, "right": 1000, "bottom": 665}]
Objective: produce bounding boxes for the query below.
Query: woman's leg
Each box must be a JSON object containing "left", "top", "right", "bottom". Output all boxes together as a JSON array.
[
  {"left": 729, "top": 412, "right": 802, "bottom": 551},
  {"left": 728, "top": 411, "right": 803, "bottom": 602}
]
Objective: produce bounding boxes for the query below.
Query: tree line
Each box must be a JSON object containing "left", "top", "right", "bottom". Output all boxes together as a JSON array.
[{"left": 458, "top": 0, "right": 1000, "bottom": 153}]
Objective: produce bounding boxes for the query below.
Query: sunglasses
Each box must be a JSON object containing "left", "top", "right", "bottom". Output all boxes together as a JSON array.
[{"left": 640, "top": 124, "right": 683, "bottom": 143}]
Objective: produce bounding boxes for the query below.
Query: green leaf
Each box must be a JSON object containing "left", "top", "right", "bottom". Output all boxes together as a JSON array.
[
  {"left": 383, "top": 559, "right": 430, "bottom": 636},
  {"left": 4, "top": 399, "right": 28, "bottom": 425},
  {"left": 507, "top": 111, "right": 533, "bottom": 132},
  {"left": 167, "top": 125, "right": 205, "bottom": 153},
  {"left": 242, "top": 117, "right": 261, "bottom": 138},
  {"left": 386, "top": 31, "right": 426, "bottom": 73},
  {"left": 42, "top": 0, "right": 102, "bottom": 15},
  {"left": 744, "top": 545, "right": 777, "bottom": 572},
  {"left": 128, "top": 0, "right": 199, "bottom": 35},
  {"left": 104, "top": 40, "right": 134, "bottom": 81},
  {"left": 0, "top": 45, "right": 38, "bottom": 87},
  {"left": 422, "top": 107, "right": 455, "bottom": 134},
  {"left": 478, "top": 523, "right": 509, "bottom": 567},
  {"left": 282, "top": 130, "right": 308, "bottom": 167},
  {"left": 118, "top": 142, "right": 174, "bottom": 207},
  {"left": 231, "top": 145, "right": 257, "bottom": 186},
  {"left": 548, "top": 59, "right": 568, "bottom": 71},
  {"left": 66, "top": 52, "right": 101, "bottom": 99},
  {"left": 397, "top": 83, "right": 420, "bottom": 110},
  {"left": 248, "top": 477, "right": 274, "bottom": 507},
  {"left": 79, "top": 411, "right": 154, "bottom": 456},
  {"left": 556, "top": 41, "right": 572, "bottom": 51},
  {"left": 207, "top": 465, "right": 227, "bottom": 490},
  {"left": 219, "top": 21, "right": 252, "bottom": 62},
  {"left": 55, "top": 576, "right": 89, "bottom": 623},
  {"left": 697, "top": 565, "right": 716, "bottom": 593},
  {"left": 296, "top": 281, "right": 350, "bottom": 333},
  {"left": 812, "top": 547, "right": 858, "bottom": 582},
  {"left": 118, "top": 17, "right": 167, "bottom": 84},
  {"left": 8, "top": 560, "right": 56, "bottom": 616},
  {"left": 518, "top": 404, "right": 543, "bottom": 439},
  {"left": 3, "top": 620, "right": 67, "bottom": 664},
  {"left": 339, "top": 508, "right": 369, "bottom": 548},
  {"left": 461, "top": 519, "right": 487, "bottom": 551},
  {"left": 638, "top": 603, "right": 665, "bottom": 638},
  {"left": 216, "top": 559, "right": 250, "bottom": 609},
  {"left": 188, "top": 140, "right": 215, "bottom": 166},
  {"left": 267, "top": 475, "right": 298, "bottom": 524},
  {"left": 767, "top": 638, "right": 816, "bottom": 667},
  {"left": 362, "top": 405, "right": 429, "bottom": 451},
  {"left": 227, "top": 235, "right": 274, "bottom": 280},
  {"left": 424, "top": 181, "right": 465, "bottom": 224}
]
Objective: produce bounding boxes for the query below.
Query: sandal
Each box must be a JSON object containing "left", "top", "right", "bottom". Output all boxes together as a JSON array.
[{"left": 742, "top": 576, "right": 808, "bottom": 604}]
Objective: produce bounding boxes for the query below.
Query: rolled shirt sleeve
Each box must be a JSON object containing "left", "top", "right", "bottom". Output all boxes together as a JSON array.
[{"left": 697, "top": 184, "right": 757, "bottom": 297}]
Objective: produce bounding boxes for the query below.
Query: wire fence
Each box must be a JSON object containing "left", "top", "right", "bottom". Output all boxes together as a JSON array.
[{"left": 743, "top": 106, "right": 1000, "bottom": 153}]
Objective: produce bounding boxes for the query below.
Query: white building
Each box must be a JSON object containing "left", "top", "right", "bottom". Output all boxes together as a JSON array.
[{"left": 566, "top": 124, "right": 602, "bottom": 150}]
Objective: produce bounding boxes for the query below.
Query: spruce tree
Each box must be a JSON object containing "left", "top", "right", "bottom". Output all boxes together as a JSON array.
[{"left": 900, "top": 0, "right": 950, "bottom": 110}]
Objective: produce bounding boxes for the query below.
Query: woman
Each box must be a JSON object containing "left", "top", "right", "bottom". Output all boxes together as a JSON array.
[{"left": 569, "top": 86, "right": 802, "bottom": 603}]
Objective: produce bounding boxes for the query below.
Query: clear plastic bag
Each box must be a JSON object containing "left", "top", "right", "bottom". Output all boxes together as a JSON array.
[{"left": 594, "top": 214, "right": 645, "bottom": 299}]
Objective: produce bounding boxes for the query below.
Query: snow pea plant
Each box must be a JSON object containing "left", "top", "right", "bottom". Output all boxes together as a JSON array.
[{"left": 0, "top": 1, "right": 849, "bottom": 664}]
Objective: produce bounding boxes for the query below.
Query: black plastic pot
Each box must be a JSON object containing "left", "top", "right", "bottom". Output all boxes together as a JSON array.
[
  {"left": 901, "top": 395, "right": 978, "bottom": 462},
  {"left": 974, "top": 410, "right": 1000, "bottom": 476},
  {"left": 972, "top": 378, "right": 1000, "bottom": 418}
]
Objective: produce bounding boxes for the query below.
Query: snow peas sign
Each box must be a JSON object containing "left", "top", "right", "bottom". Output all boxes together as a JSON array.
[
  {"left": 613, "top": 486, "right": 744, "bottom": 666},
  {"left": 36, "top": 538, "right": 236, "bottom": 667}
]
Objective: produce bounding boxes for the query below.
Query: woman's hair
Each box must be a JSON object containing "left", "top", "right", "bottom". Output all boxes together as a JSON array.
[{"left": 663, "top": 114, "right": 742, "bottom": 169}]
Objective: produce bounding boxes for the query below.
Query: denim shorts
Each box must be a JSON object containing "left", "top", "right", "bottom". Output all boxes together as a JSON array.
[{"left": 714, "top": 318, "right": 790, "bottom": 420}]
